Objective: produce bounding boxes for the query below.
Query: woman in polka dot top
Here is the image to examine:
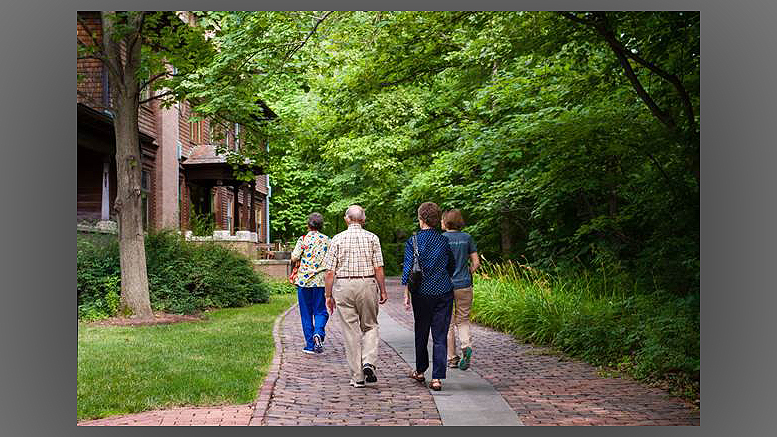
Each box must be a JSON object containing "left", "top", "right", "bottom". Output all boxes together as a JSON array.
[{"left": 402, "top": 202, "right": 455, "bottom": 391}]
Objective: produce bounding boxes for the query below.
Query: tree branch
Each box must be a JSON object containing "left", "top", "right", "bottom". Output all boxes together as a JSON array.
[
  {"left": 77, "top": 13, "right": 103, "bottom": 51},
  {"left": 282, "top": 10, "right": 334, "bottom": 63},
  {"left": 599, "top": 25, "right": 697, "bottom": 133},
  {"left": 138, "top": 89, "right": 175, "bottom": 105},
  {"left": 606, "top": 35, "right": 676, "bottom": 130},
  {"left": 102, "top": 11, "right": 126, "bottom": 88},
  {"left": 560, "top": 12, "right": 677, "bottom": 132},
  {"left": 140, "top": 70, "right": 171, "bottom": 91},
  {"left": 125, "top": 12, "right": 146, "bottom": 76}
]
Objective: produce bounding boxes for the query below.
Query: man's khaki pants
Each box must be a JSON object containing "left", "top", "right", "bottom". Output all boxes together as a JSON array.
[
  {"left": 447, "top": 287, "right": 473, "bottom": 360},
  {"left": 333, "top": 277, "right": 380, "bottom": 382}
]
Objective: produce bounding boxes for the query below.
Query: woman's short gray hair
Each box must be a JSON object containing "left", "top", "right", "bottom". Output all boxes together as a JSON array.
[
  {"left": 345, "top": 205, "right": 366, "bottom": 222},
  {"left": 307, "top": 212, "right": 324, "bottom": 231}
]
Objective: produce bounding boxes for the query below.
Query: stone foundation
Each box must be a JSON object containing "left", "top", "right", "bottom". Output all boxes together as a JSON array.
[
  {"left": 185, "top": 230, "right": 260, "bottom": 260},
  {"left": 253, "top": 260, "right": 292, "bottom": 280}
]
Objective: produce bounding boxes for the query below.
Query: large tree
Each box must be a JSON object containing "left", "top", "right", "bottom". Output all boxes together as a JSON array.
[{"left": 77, "top": 11, "right": 211, "bottom": 318}]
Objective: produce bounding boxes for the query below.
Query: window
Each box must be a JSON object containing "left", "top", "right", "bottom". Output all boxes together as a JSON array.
[
  {"left": 141, "top": 170, "right": 150, "bottom": 231},
  {"left": 190, "top": 120, "right": 201, "bottom": 143},
  {"left": 234, "top": 123, "right": 240, "bottom": 150}
]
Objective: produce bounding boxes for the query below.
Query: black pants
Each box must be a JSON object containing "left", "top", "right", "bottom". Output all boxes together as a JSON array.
[{"left": 411, "top": 291, "right": 454, "bottom": 379}]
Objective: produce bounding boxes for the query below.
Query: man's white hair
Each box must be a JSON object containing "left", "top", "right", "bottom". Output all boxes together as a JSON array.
[{"left": 345, "top": 204, "right": 366, "bottom": 222}]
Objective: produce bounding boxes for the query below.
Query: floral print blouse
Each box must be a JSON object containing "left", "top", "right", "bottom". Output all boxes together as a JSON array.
[{"left": 290, "top": 231, "right": 330, "bottom": 288}]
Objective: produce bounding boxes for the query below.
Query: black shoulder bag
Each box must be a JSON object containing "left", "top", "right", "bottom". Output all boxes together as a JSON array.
[{"left": 408, "top": 233, "right": 423, "bottom": 293}]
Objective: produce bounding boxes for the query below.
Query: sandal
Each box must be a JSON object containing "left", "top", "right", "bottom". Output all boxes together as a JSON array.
[
  {"left": 409, "top": 370, "right": 426, "bottom": 383},
  {"left": 429, "top": 379, "right": 442, "bottom": 391}
]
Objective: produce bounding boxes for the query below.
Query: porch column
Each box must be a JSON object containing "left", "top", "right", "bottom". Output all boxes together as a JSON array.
[
  {"left": 232, "top": 184, "right": 240, "bottom": 235},
  {"left": 101, "top": 159, "right": 110, "bottom": 221},
  {"left": 249, "top": 181, "right": 256, "bottom": 234}
]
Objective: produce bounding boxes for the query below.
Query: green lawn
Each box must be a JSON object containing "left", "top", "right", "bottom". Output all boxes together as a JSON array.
[{"left": 77, "top": 293, "right": 296, "bottom": 421}]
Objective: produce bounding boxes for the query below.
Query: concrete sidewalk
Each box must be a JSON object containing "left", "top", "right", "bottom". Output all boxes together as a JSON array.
[{"left": 377, "top": 309, "right": 522, "bottom": 426}]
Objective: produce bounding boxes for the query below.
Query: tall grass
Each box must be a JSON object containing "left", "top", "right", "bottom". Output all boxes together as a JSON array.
[{"left": 471, "top": 260, "right": 700, "bottom": 400}]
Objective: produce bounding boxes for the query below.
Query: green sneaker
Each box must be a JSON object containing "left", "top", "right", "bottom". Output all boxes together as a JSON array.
[{"left": 458, "top": 347, "right": 472, "bottom": 370}]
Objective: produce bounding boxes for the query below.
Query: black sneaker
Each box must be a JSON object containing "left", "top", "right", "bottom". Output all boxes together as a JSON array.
[
  {"left": 362, "top": 363, "right": 377, "bottom": 383},
  {"left": 313, "top": 334, "right": 323, "bottom": 353},
  {"left": 349, "top": 379, "right": 366, "bottom": 388}
]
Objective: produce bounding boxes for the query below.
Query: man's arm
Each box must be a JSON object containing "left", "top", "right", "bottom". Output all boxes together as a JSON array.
[
  {"left": 371, "top": 236, "right": 388, "bottom": 304},
  {"left": 324, "top": 269, "right": 336, "bottom": 314},
  {"left": 374, "top": 266, "right": 387, "bottom": 304}
]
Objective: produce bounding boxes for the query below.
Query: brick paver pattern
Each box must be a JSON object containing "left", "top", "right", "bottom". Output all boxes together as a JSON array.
[
  {"left": 78, "top": 405, "right": 254, "bottom": 426},
  {"left": 257, "top": 284, "right": 441, "bottom": 426},
  {"left": 79, "top": 277, "right": 699, "bottom": 426}
]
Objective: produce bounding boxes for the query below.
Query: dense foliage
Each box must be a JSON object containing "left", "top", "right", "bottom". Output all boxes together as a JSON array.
[
  {"left": 77, "top": 231, "right": 271, "bottom": 320},
  {"left": 180, "top": 11, "right": 698, "bottom": 295}
]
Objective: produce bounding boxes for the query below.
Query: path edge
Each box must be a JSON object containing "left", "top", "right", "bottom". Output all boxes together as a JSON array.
[{"left": 249, "top": 300, "right": 297, "bottom": 426}]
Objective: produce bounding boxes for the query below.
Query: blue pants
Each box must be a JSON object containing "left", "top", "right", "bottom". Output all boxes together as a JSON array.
[
  {"left": 411, "top": 291, "right": 454, "bottom": 379},
  {"left": 297, "top": 286, "right": 329, "bottom": 351}
]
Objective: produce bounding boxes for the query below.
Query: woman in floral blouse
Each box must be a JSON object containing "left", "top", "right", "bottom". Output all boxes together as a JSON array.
[{"left": 290, "top": 212, "right": 331, "bottom": 354}]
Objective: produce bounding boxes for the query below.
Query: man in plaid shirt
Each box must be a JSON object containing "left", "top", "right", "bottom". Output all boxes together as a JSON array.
[{"left": 323, "top": 205, "right": 388, "bottom": 388}]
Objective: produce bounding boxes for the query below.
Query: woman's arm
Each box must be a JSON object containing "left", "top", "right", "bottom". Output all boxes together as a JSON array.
[
  {"left": 290, "top": 236, "right": 304, "bottom": 263},
  {"left": 446, "top": 241, "right": 456, "bottom": 276},
  {"left": 401, "top": 239, "right": 412, "bottom": 285},
  {"left": 469, "top": 251, "right": 481, "bottom": 274}
]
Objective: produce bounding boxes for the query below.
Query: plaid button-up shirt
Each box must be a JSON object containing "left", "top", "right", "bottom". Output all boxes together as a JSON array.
[{"left": 323, "top": 223, "right": 384, "bottom": 277}]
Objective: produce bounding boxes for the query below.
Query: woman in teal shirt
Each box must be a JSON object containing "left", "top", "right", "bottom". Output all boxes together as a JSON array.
[{"left": 441, "top": 209, "right": 480, "bottom": 371}]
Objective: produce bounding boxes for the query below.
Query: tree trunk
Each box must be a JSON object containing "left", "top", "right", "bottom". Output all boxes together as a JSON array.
[
  {"left": 103, "top": 11, "right": 153, "bottom": 319},
  {"left": 114, "top": 94, "right": 153, "bottom": 319}
]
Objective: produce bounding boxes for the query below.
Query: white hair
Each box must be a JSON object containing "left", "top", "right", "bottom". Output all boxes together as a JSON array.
[{"left": 345, "top": 205, "right": 366, "bottom": 222}]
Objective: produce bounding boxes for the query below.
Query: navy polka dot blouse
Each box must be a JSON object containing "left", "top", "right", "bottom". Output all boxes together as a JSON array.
[{"left": 401, "top": 229, "right": 455, "bottom": 296}]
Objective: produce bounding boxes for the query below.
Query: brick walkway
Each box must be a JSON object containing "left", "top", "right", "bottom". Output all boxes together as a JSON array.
[
  {"left": 253, "top": 282, "right": 441, "bottom": 426},
  {"left": 381, "top": 277, "right": 699, "bottom": 426},
  {"left": 79, "top": 276, "right": 699, "bottom": 426}
]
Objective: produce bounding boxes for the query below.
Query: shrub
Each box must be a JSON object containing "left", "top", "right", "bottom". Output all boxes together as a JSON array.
[
  {"left": 77, "top": 230, "right": 271, "bottom": 320},
  {"left": 77, "top": 233, "right": 121, "bottom": 321},
  {"left": 266, "top": 278, "right": 297, "bottom": 295}
]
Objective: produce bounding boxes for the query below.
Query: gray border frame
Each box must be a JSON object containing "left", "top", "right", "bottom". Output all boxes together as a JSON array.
[{"left": 2, "top": 0, "right": 772, "bottom": 435}]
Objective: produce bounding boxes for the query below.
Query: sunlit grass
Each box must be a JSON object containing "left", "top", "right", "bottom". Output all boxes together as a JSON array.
[{"left": 77, "top": 293, "right": 296, "bottom": 421}]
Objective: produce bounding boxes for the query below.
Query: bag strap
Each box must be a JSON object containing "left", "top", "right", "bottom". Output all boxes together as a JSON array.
[{"left": 412, "top": 233, "right": 422, "bottom": 275}]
